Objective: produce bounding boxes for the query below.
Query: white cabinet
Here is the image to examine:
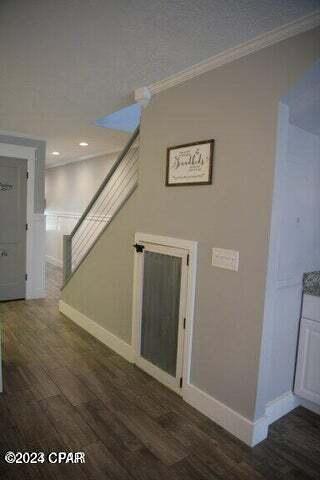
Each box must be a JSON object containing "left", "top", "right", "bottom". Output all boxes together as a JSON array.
[{"left": 294, "top": 295, "right": 320, "bottom": 405}]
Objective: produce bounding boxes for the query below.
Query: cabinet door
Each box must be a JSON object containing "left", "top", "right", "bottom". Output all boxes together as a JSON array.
[{"left": 295, "top": 318, "right": 320, "bottom": 405}]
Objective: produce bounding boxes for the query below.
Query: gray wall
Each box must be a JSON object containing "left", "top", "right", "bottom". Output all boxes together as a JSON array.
[
  {"left": 62, "top": 27, "right": 320, "bottom": 421},
  {"left": 45, "top": 153, "right": 117, "bottom": 266},
  {"left": 45, "top": 153, "right": 117, "bottom": 213}
]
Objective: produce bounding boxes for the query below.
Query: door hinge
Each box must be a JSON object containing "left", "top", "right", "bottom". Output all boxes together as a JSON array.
[
  {"left": 25, "top": 223, "right": 28, "bottom": 231},
  {"left": 179, "top": 377, "right": 183, "bottom": 388},
  {"left": 25, "top": 273, "right": 28, "bottom": 281},
  {"left": 186, "top": 254, "right": 189, "bottom": 266},
  {"left": 133, "top": 243, "right": 145, "bottom": 253},
  {"left": 26, "top": 171, "right": 29, "bottom": 179},
  {"left": 183, "top": 318, "right": 186, "bottom": 329}
]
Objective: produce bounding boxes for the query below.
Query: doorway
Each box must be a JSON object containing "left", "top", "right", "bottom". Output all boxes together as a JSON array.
[
  {"left": 132, "top": 233, "right": 197, "bottom": 395},
  {"left": 0, "top": 156, "right": 28, "bottom": 301}
]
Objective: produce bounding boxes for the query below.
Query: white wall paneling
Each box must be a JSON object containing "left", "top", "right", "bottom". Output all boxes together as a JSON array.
[{"left": 45, "top": 211, "right": 112, "bottom": 268}]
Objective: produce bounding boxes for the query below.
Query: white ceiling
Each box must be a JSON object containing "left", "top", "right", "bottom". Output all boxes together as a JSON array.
[{"left": 0, "top": 0, "right": 318, "bottom": 167}]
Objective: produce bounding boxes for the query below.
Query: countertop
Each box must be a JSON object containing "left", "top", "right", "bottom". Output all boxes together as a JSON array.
[{"left": 303, "top": 271, "right": 320, "bottom": 297}]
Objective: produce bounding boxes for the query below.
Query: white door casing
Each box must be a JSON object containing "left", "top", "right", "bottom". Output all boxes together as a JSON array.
[
  {"left": 0, "top": 157, "right": 27, "bottom": 300},
  {"left": 135, "top": 242, "right": 188, "bottom": 394},
  {"left": 0, "top": 143, "right": 45, "bottom": 299},
  {"left": 132, "top": 232, "right": 198, "bottom": 395}
]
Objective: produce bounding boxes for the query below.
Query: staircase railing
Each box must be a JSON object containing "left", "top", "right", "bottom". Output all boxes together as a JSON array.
[{"left": 62, "top": 127, "right": 140, "bottom": 287}]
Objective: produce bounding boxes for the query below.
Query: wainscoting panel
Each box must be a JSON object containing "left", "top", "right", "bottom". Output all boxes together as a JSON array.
[{"left": 45, "top": 211, "right": 111, "bottom": 268}]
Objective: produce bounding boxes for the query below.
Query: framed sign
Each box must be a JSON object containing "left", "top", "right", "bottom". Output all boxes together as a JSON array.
[{"left": 166, "top": 139, "right": 214, "bottom": 186}]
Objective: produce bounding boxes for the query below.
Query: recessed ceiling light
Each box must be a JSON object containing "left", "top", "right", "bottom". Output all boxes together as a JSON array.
[
  {"left": 52, "top": 151, "right": 60, "bottom": 155},
  {"left": 79, "top": 142, "right": 89, "bottom": 147}
]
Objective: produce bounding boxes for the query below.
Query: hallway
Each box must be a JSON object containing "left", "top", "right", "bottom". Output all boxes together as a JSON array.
[{"left": 0, "top": 265, "right": 319, "bottom": 479}]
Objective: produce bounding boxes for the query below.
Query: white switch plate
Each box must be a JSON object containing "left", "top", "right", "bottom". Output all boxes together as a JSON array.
[{"left": 212, "top": 248, "right": 239, "bottom": 272}]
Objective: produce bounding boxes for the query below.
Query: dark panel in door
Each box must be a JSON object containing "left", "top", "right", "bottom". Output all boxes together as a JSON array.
[
  {"left": 0, "top": 157, "right": 27, "bottom": 301},
  {"left": 141, "top": 251, "right": 182, "bottom": 377}
]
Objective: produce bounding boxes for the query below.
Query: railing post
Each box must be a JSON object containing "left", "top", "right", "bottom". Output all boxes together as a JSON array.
[{"left": 63, "top": 234, "right": 72, "bottom": 284}]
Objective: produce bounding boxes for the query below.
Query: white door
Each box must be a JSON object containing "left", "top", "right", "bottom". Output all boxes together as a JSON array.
[
  {"left": 295, "top": 317, "right": 320, "bottom": 406},
  {"left": 134, "top": 242, "right": 189, "bottom": 394},
  {"left": 0, "top": 157, "right": 27, "bottom": 301}
]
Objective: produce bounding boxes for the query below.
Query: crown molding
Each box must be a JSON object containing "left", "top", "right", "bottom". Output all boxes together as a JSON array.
[
  {"left": 148, "top": 11, "right": 320, "bottom": 95},
  {"left": 46, "top": 148, "right": 122, "bottom": 169},
  {"left": 0, "top": 129, "right": 46, "bottom": 142},
  {"left": 46, "top": 141, "right": 139, "bottom": 169}
]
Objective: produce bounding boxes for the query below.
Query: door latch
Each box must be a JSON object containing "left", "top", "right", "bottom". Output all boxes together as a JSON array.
[{"left": 133, "top": 243, "right": 145, "bottom": 253}]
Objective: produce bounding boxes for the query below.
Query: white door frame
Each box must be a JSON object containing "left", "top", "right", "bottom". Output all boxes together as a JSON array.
[
  {"left": 134, "top": 242, "right": 188, "bottom": 394},
  {"left": 131, "top": 232, "right": 198, "bottom": 395},
  {"left": 0, "top": 143, "right": 45, "bottom": 299}
]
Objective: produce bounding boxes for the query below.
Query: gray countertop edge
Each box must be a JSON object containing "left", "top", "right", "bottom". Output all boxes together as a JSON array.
[{"left": 303, "top": 271, "right": 320, "bottom": 297}]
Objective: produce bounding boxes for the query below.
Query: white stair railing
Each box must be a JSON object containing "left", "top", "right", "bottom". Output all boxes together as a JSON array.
[{"left": 62, "top": 127, "right": 139, "bottom": 286}]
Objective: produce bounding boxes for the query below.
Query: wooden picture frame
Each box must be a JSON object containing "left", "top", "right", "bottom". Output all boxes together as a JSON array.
[{"left": 166, "top": 139, "right": 214, "bottom": 186}]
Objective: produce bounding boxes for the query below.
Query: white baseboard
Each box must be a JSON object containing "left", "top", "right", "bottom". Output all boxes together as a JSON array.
[
  {"left": 251, "top": 391, "right": 300, "bottom": 446},
  {"left": 266, "top": 391, "right": 300, "bottom": 425},
  {"left": 59, "top": 300, "right": 135, "bottom": 363},
  {"left": 58, "top": 304, "right": 262, "bottom": 446},
  {"left": 46, "top": 255, "right": 63, "bottom": 268},
  {"left": 59, "top": 301, "right": 300, "bottom": 447},
  {"left": 298, "top": 397, "right": 320, "bottom": 415},
  {"left": 27, "top": 288, "right": 46, "bottom": 300},
  {"left": 183, "top": 386, "right": 300, "bottom": 446},
  {"left": 183, "top": 383, "right": 267, "bottom": 446},
  {"left": 251, "top": 417, "right": 269, "bottom": 446}
]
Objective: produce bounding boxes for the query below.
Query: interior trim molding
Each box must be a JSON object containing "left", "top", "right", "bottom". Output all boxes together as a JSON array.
[
  {"left": 265, "top": 391, "right": 300, "bottom": 425},
  {"left": 27, "top": 213, "right": 46, "bottom": 300},
  {"left": 59, "top": 300, "right": 135, "bottom": 363},
  {"left": 0, "top": 144, "right": 45, "bottom": 300},
  {"left": 183, "top": 387, "right": 300, "bottom": 447},
  {"left": 131, "top": 232, "right": 198, "bottom": 391},
  {"left": 46, "top": 255, "right": 63, "bottom": 269},
  {"left": 46, "top": 149, "right": 121, "bottom": 169},
  {"left": 148, "top": 11, "right": 320, "bottom": 95},
  {"left": 183, "top": 383, "right": 267, "bottom": 446},
  {"left": 29, "top": 287, "right": 46, "bottom": 300},
  {"left": 252, "top": 391, "right": 300, "bottom": 446},
  {"left": 45, "top": 210, "right": 82, "bottom": 220},
  {"left": 58, "top": 304, "right": 299, "bottom": 447},
  {"left": 45, "top": 210, "right": 112, "bottom": 222},
  {"left": 0, "top": 129, "right": 46, "bottom": 142},
  {"left": 299, "top": 397, "right": 320, "bottom": 416},
  {"left": 61, "top": 300, "right": 265, "bottom": 447}
]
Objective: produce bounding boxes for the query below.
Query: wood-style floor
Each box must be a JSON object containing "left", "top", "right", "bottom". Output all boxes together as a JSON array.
[{"left": 0, "top": 264, "right": 319, "bottom": 479}]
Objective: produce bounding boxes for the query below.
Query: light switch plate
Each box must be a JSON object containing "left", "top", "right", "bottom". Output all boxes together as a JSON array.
[{"left": 212, "top": 248, "right": 239, "bottom": 271}]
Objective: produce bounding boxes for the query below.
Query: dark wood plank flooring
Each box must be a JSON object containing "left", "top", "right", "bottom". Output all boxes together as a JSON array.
[{"left": 0, "top": 263, "right": 319, "bottom": 479}]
